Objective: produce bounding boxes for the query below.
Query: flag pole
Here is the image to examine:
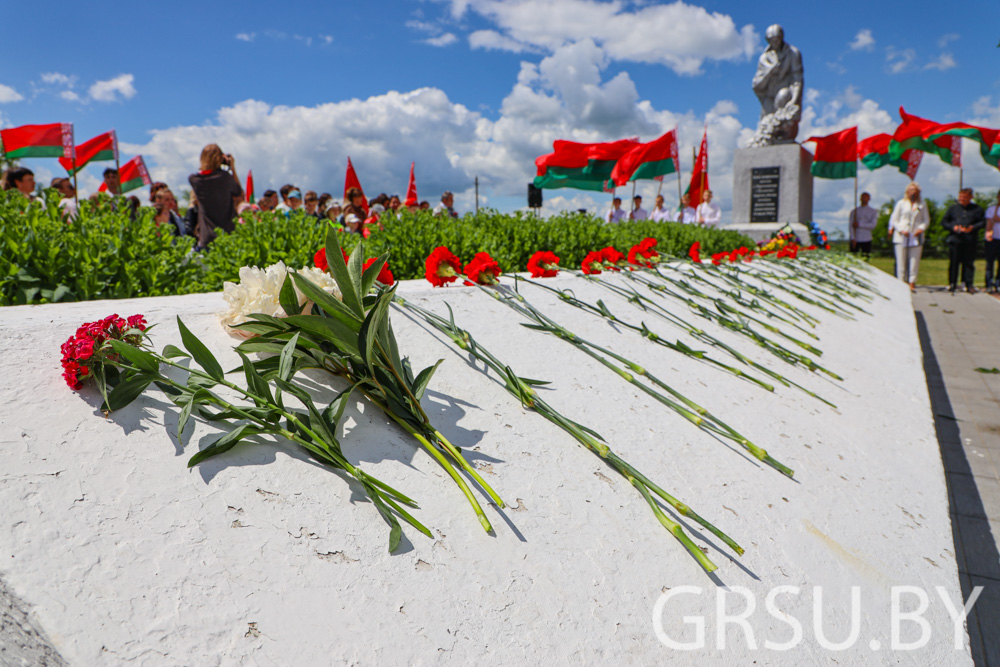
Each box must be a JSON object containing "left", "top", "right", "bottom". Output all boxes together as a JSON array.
[
  {"left": 71, "top": 126, "right": 79, "bottom": 209},
  {"left": 851, "top": 161, "right": 858, "bottom": 251},
  {"left": 630, "top": 180, "right": 636, "bottom": 212},
  {"left": 959, "top": 165, "right": 964, "bottom": 191},
  {"left": 475, "top": 175, "right": 479, "bottom": 213}
]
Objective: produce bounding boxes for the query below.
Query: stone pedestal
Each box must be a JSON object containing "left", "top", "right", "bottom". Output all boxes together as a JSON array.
[{"left": 731, "top": 143, "right": 813, "bottom": 226}]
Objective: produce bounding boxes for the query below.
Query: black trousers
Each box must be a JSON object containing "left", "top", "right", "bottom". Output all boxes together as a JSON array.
[
  {"left": 985, "top": 240, "right": 1000, "bottom": 288},
  {"left": 850, "top": 240, "right": 872, "bottom": 255},
  {"left": 948, "top": 242, "right": 977, "bottom": 288}
]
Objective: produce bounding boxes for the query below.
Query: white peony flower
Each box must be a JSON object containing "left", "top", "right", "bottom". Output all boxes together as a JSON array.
[{"left": 220, "top": 261, "right": 343, "bottom": 333}]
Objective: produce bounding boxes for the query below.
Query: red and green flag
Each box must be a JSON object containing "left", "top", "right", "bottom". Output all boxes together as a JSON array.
[
  {"left": 533, "top": 138, "right": 640, "bottom": 191},
  {"left": 685, "top": 127, "right": 709, "bottom": 206},
  {"left": 610, "top": 128, "right": 678, "bottom": 186},
  {"left": 99, "top": 156, "right": 150, "bottom": 193},
  {"left": 245, "top": 170, "right": 255, "bottom": 204},
  {"left": 58, "top": 130, "right": 117, "bottom": 175},
  {"left": 889, "top": 107, "right": 962, "bottom": 167},
  {"left": 0, "top": 123, "right": 74, "bottom": 160},
  {"left": 926, "top": 121, "right": 1000, "bottom": 170},
  {"left": 806, "top": 127, "right": 857, "bottom": 179},
  {"left": 858, "top": 133, "right": 921, "bottom": 178}
]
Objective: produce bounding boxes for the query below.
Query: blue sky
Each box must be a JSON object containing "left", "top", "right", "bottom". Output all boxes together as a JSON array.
[{"left": 2, "top": 0, "right": 999, "bottom": 236}]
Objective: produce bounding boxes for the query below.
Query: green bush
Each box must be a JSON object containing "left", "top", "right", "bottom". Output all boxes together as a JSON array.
[
  {"left": 0, "top": 189, "right": 202, "bottom": 305},
  {"left": 1, "top": 192, "right": 753, "bottom": 306}
]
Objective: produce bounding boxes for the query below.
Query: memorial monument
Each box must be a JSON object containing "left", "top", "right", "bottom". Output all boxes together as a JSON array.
[{"left": 728, "top": 24, "right": 814, "bottom": 240}]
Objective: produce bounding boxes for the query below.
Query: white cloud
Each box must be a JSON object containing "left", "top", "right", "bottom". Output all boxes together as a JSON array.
[
  {"left": 451, "top": 0, "right": 758, "bottom": 76},
  {"left": 89, "top": 74, "right": 136, "bottom": 102},
  {"left": 405, "top": 20, "right": 440, "bottom": 34},
  {"left": 0, "top": 84, "right": 24, "bottom": 103},
  {"left": 848, "top": 29, "right": 875, "bottom": 51},
  {"left": 40, "top": 72, "right": 73, "bottom": 86},
  {"left": 469, "top": 30, "right": 535, "bottom": 53},
  {"left": 885, "top": 47, "right": 916, "bottom": 74},
  {"left": 826, "top": 61, "right": 847, "bottom": 74},
  {"left": 924, "top": 52, "right": 957, "bottom": 71},
  {"left": 938, "top": 33, "right": 959, "bottom": 49},
  {"left": 425, "top": 33, "right": 458, "bottom": 47},
  {"left": 60, "top": 90, "right": 81, "bottom": 102},
  {"left": 321, "top": 35, "right": 333, "bottom": 45},
  {"left": 236, "top": 32, "right": 256, "bottom": 42}
]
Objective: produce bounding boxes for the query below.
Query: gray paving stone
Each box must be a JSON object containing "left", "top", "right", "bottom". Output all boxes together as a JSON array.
[
  {"left": 955, "top": 513, "right": 1000, "bottom": 580},
  {"left": 968, "top": 576, "right": 1000, "bottom": 666}
]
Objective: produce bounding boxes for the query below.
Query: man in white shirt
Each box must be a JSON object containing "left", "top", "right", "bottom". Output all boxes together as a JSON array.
[
  {"left": 649, "top": 194, "right": 671, "bottom": 222},
  {"left": 630, "top": 195, "right": 648, "bottom": 221},
  {"left": 673, "top": 193, "right": 697, "bottom": 223},
  {"left": 984, "top": 192, "right": 1000, "bottom": 292},
  {"left": 849, "top": 191, "right": 878, "bottom": 256},
  {"left": 606, "top": 197, "right": 626, "bottom": 224},
  {"left": 695, "top": 190, "right": 721, "bottom": 227}
]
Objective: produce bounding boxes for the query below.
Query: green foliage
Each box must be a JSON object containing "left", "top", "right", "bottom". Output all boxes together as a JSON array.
[
  {"left": 1, "top": 196, "right": 753, "bottom": 306},
  {"left": 0, "top": 189, "right": 201, "bottom": 305}
]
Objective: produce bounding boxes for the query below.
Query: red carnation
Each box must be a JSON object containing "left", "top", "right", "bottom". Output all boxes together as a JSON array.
[
  {"left": 314, "top": 247, "right": 349, "bottom": 271},
  {"left": 627, "top": 238, "right": 660, "bottom": 268},
  {"left": 599, "top": 246, "right": 625, "bottom": 271},
  {"left": 688, "top": 242, "right": 702, "bottom": 264},
  {"left": 61, "top": 313, "right": 147, "bottom": 391},
  {"left": 425, "top": 246, "right": 463, "bottom": 286},
  {"left": 581, "top": 251, "right": 604, "bottom": 275},
  {"left": 527, "top": 251, "right": 560, "bottom": 278},
  {"left": 363, "top": 257, "right": 395, "bottom": 286},
  {"left": 711, "top": 252, "right": 727, "bottom": 266},
  {"left": 464, "top": 252, "right": 502, "bottom": 285}
]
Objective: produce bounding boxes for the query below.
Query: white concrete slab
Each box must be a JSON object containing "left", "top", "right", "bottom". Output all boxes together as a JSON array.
[{"left": 0, "top": 261, "right": 971, "bottom": 664}]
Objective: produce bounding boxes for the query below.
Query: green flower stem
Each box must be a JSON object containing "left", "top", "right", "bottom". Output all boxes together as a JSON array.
[
  {"left": 135, "top": 356, "right": 430, "bottom": 535},
  {"left": 628, "top": 473, "right": 717, "bottom": 572},
  {"left": 478, "top": 284, "right": 794, "bottom": 478},
  {"left": 519, "top": 276, "right": 775, "bottom": 392},
  {"left": 394, "top": 295, "right": 744, "bottom": 569},
  {"left": 665, "top": 265, "right": 819, "bottom": 338},
  {"left": 698, "top": 262, "right": 820, "bottom": 326}
]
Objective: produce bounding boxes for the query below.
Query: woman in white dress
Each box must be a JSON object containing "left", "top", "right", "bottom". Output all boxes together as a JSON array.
[{"left": 888, "top": 181, "right": 930, "bottom": 292}]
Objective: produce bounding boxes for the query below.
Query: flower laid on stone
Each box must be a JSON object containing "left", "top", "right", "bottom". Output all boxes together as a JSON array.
[
  {"left": 220, "top": 261, "right": 341, "bottom": 330},
  {"left": 425, "top": 246, "right": 463, "bottom": 286},
  {"left": 527, "top": 251, "right": 560, "bottom": 278},
  {"left": 464, "top": 252, "right": 502, "bottom": 286},
  {"left": 314, "top": 247, "right": 348, "bottom": 271},
  {"left": 581, "top": 251, "right": 604, "bottom": 275},
  {"left": 598, "top": 246, "right": 625, "bottom": 271},
  {"left": 687, "top": 241, "right": 703, "bottom": 264},
  {"left": 627, "top": 238, "right": 661, "bottom": 268},
  {"left": 60, "top": 313, "right": 147, "bottom": 392}
]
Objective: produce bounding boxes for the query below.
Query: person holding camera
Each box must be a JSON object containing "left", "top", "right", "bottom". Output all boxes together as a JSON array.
[{"left": 188, "top": 144, "right": 244, "bottom": 250}]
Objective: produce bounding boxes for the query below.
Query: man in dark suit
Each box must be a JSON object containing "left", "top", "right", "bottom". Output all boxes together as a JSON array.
[{"left": 941, "top": 188, "right": 986, "bottom": 293}]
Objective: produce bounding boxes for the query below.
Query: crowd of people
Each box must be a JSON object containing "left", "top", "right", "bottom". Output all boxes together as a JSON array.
[
  {"left": 1, "top": 143, "right": 460, "bottom": 251},
  {"left": 605, "top": 190, "right": 721, "bottom": 226},
  {"left": 850, "top": 183, "right": 1000, "bottom": 294}
]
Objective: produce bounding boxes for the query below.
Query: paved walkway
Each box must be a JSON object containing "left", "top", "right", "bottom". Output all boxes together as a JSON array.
[{"left": 914, "top": 287, "right": 1000, "bottom": 666}]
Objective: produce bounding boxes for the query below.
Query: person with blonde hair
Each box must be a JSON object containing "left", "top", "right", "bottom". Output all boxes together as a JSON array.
[
  {"left": 888, "top": 181, "right": 930, "bottom": 291},
  {"left": 187, "top": 143, "right": 243, "bottom": 249}
]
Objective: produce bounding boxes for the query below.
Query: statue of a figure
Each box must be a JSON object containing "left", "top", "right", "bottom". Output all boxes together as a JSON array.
[{"left": 749, "top": 24, "right": 803, "bottom": 147}]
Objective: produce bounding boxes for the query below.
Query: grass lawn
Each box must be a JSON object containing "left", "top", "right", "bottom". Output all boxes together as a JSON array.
[{"left": 866, "top": 256, "right": 993, "bottom": 287}]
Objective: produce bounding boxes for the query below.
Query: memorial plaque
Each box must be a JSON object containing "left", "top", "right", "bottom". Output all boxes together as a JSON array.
[{"left": 750, "top": 167, "right": 780, "bottom": 222}]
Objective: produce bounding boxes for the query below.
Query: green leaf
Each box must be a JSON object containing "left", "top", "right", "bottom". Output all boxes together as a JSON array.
[
  {"left": 290, "top": 272, "right": 362, "bottom": 330},
  {"left": 108, "top": 339, "right": 160, "bottom": 374},
  {"left": 177, "top": 316, "right": 224, "bottom": 381},
  {"left": 283, "top": 314, "right": 361, "bottom": 357},
  {"left": 411, "top": 359, "right": 443, "bottom": 401},
  {"left": 161, "top": 344, "right": 190, "bottom": 359},
  {"left": 326, "top": 227, "right": 364, "bottom": 317},
  {"left": 323, "top": 386, "right": 355, "bottom": 427},
  {"left": 360, "top": 253, "right": 389, "bottom": 295},
  {"left": 279, "top": 272, "right": 303, "bottom": 317},
  {"left": 104, "top": 374, "right": 154, "bottom": 412},
  {"left": 359, "top": 287, "right": 393, "bottom": 371},
  {"left": 178, "top": 393, "right": 195, "bottom": 443},
  {"left": 237, "top": 351, "right": 274, "bottom": 406},
  {"left": 278, "top": 332, "right": 300, "bottom": 382},
  {"left": 187, "top": 424, "right": 263, "bottom": 468}
]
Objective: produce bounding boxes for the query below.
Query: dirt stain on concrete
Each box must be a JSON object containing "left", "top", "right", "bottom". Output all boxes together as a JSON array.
[{"left": 803, "top": 519, "right": 888, "bottom": 587}]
